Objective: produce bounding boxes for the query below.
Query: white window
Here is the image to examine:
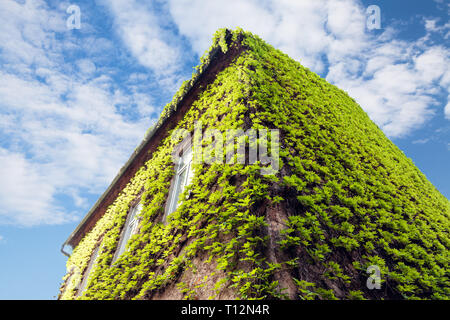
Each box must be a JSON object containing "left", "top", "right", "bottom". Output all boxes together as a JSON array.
[
  {"left": 113, "top": 202, "right": 142, "bottom": 262},
  {"left": 77, "top": 245, "right": 101, "bottom": 296},
  {"left": 165, "top": 147, "right": 194, "bottom": 220}
]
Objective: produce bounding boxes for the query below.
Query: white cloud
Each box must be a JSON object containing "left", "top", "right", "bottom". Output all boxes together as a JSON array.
[
  {"left": 0, "top": 148, "right": 68, "bottom": 226},
  {"left": 76, "top": 59, "right": 97, "bottom": 75},
  {"left": 0, "top": 0, "right": 448, "bottom": 227},
  {"left": 166, "top": 0, "right": 449, "bottom": 136},
  {"left": 168, "top": 0, "right": 277, "bottom": 53},
  {"left": 412, "top": 138, "right": 430, "bottom": 145},
  {"left": 0, "top": 0, "right": 67, "bottom": 71},
  {"left": 0, "top": 69, "right": 151, "bottom": 190},
  {"left": 414, "top": 47, "right": 449, "bottom": 83},
  {"left": 99, "top": 0, "right": 181, "bottom": 76},
  {"left": 0, "top": 70, "right": 151, "bottom": 226},
  {"left": 423, "top": 17, "right": 450, "bottom": 38},
  {"left": 445, "top": 99, "right": 450, "bottom": 119},
  {"left": 425, "top": 19, "right": 440, "bottom": 33},
  {"left": 0, "top": 0, "right": 154, "bottom": 226}
]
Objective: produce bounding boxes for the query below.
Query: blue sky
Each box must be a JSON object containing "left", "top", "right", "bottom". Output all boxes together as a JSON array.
[{"left": 0, "top": 0, "right": 448, "bottom": 299}]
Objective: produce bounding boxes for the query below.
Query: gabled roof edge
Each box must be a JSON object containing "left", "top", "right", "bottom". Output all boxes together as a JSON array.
[{"left": 61, "top": 29, "right": 241, "bottom": 254}]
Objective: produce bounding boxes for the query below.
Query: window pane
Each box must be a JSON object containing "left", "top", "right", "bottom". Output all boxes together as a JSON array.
[
  {"left": 185, "top": 159, "right": 194, "bottom": 186},
  {"left": 166, "top": 147, "right": 194, "bottom": 217},
  {"left": 129, "top": 203, "right": 142, "bottom": 227},
  {"left": 114, "top": 202, "right": 142, "bottom": 261},
  {"left": 78, "top": 245, "right": 100, "bottom": 295},
  {"left": 116, "top": 225, "right": 131, "bottom": 258},
  {"left": 180, "top": 148, "right": 192, "bottom": 168},
  {"left": 170, "top": 166, "right": 187, "bottom": 213}
]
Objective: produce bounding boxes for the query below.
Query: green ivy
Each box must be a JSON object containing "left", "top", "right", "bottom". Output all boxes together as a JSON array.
[{"left": 59, "top": 28, "right": 450, "bottom": 300}]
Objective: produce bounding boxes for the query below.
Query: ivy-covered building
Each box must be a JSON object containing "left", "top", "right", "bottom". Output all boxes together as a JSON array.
[{"left": 59, "top": 29, "right": 450, "bottom": 300}]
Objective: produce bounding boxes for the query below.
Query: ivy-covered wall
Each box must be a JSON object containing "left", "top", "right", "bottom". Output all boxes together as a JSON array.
[{"left": 59, "top": 29, "right": 450, "bottom": 300}]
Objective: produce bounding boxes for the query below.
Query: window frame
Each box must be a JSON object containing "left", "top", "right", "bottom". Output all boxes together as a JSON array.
[
  {"left": 77, "top": 243, "right": 101, "bottom": 296},
  {"left": 163, "top": 141, "right": 194, "bottom": 222},
  {"left": 112, "top": 199, "right": 143, "bottom": 263}
]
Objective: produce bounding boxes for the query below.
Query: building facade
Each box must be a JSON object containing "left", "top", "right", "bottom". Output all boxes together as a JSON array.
[{"left": 59, "top": 29, "right": 450, "bottom": 300}]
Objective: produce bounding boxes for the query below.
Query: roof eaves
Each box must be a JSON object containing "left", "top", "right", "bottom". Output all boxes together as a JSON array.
[{"left": 61, "top": 29, "right": 236, "bottom": 255}]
